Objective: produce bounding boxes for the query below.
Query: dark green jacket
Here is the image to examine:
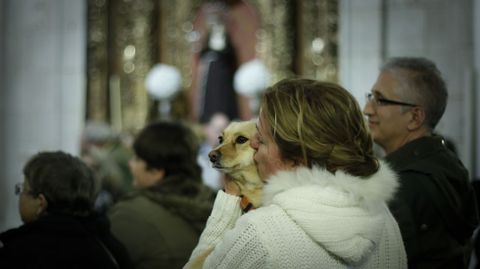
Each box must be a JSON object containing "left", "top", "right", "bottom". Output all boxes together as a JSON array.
[
  {"left": 109, "top": 177, "right": 215, "bottom": 269},
  {"left": 386, "top": 136, "right": 478, "bottom": 269}
]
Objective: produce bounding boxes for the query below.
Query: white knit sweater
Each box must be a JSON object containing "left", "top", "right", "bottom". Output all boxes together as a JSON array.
[{"left": 185, "top": 162, "right": 407, "bottom": 269}]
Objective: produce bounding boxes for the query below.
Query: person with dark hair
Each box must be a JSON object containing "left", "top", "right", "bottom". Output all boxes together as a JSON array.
[
  {"left": 363, "top": 57, "right": 478, "bottom": 268},
  {"left": 108, "top": 121, "right": 215, "bottom": 269},
  {"left": 0, "top": 151, "right": 132, "bottom": 269},
  {"left": 185, "top": 79, "right": 406, "bottom": 268}
]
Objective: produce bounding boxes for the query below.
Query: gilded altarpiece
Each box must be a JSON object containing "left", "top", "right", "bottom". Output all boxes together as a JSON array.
[
  {"left": 298, "top": 0, "right": 338, "bottom": 82},
  {"left": 87, "top": 0, "right": 338, "bottom": 131},
  {"left": 87, "top": 0, "right": 157, "bottom": 132}
]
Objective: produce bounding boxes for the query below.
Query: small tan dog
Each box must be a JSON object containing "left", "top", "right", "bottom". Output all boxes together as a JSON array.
[{"left": 208, "top": 120, "right": 263, "bottom": 210}]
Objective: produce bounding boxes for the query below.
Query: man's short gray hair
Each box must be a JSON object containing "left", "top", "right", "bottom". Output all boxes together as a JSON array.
[{"left": 381, "top": 57, "right": 448, "bottom": 130}]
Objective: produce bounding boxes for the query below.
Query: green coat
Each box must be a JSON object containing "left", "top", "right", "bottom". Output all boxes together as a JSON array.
[
  {"left": 386, "top": 136, "right": 478, "bottom": 269},
  {"left": 109, "top": 177, "right": 215, "bottom": 269}
]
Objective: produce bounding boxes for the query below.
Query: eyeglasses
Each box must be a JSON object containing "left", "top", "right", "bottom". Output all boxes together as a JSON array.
[
  {"left": 365, "top": 93, "right": 417, "bottom": 107},
  {"left": 14, "top": 182, "right": 24, "bottom": 195}
]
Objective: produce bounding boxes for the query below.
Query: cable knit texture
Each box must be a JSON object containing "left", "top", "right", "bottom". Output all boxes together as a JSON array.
[{"left": 185, "top": 161, "right": 407, "bottom": 269}]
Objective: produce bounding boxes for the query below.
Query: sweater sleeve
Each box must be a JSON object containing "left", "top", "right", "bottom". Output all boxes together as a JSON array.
[
  {"left": 185, "top": 191, "right": 271, "bottom": 269},
  {"left": 184, "top": 190, "right": 242, "bottom": 269},
  {"left": 202, "top": 213, "right": 269, "bottom": 269}
]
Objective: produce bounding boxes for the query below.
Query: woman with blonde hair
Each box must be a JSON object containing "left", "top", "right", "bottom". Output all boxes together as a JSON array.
[{"left": 185, "top": 78, "right": 407, "bottom": 268}]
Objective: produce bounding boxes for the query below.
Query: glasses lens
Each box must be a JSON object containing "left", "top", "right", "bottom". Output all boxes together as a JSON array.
[{"left": 14, "top": 183, "right": 22, "bottom": 195}]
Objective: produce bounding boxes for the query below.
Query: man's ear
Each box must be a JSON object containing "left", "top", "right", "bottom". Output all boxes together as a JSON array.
[
  {"left": 36, "top": 194, "right": 48, "bottom": 216},
  {"left": 407, "top": 107, "right": 426, "bottom": 131},
  {"left": 149, "top": 168, "right": 165, "bottom": 184}
]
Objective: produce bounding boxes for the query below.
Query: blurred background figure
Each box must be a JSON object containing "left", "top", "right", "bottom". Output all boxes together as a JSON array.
[
  {"left": 190, "top": 0, "right": 260, "bottom": 123},
  {"left": 80, "top": 121, "right": 134, "bottom": 214},
  {"left": 108, "top": 121, "right": 215, "bottom": 269},
  {"left": 0, "top": 151, "right": 132, "bottom": 269},
  {"left": 196, "top": 113, "right": 230, "bottom": 190}
]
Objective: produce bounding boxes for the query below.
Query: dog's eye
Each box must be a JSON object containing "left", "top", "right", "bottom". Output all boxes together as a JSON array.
[
  {"left": 218, "top": 136, "right": 224, "bottom": 144},
  {"left": 235, "top": 136, "right": 249, "bottom": 144}
]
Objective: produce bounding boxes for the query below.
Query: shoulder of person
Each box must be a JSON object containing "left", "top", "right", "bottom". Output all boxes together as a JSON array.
[
  {"left": 0, "top": 219, "right": 54, "bottom": 246},
  {"left": 0, "top": 226, "right": 29, "bottom": 250},
  {"left": 238, "top": 204, "right": 290, "bottom": 233},
  {"left": 109, "top": 193, "right": 163, "bottom": 219}
]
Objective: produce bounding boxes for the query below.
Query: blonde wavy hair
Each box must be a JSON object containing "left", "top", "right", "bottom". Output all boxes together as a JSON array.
[{"left": 261, "top": 78, "right": 378, "bottom": 177}]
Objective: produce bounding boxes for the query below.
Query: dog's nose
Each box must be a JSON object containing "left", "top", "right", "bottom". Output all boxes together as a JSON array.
[{"left": 208, "top": 150, "right": 219, "bottom": 163}]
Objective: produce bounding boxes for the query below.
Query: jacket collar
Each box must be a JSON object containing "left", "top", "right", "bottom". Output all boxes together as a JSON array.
[
  {"left": 262, "top": 160, "right": 398, "bottom": 210},
  {"left": 260, "top": 160, "right": 399, "bottom": 265},
  {"left": 386, "top": 135, "right": 446, "bottom": 169}
]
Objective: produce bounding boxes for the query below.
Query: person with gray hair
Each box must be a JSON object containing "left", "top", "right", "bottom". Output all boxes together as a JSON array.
[
  {"left": 363, "top": 57, "right": 478, "bottom": 268},
  {"left": 0, "top": 151, "right": 133, "bottom": 269}
]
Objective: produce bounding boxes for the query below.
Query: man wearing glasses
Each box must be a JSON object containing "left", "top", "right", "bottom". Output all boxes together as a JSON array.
[{"left": 363, "top": 57, "right": 478, "bottom": 269}]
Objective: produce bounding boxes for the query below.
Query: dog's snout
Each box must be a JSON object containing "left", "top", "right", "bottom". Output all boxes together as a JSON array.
[{"left": 209, "top": 150, "right": 219, "bottom": 163}]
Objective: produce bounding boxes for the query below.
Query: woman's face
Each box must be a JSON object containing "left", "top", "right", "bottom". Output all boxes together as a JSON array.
[
  {"left": 250, "top": 111, "right": 295, "bottom": 181},
  {"left": 129, "top": 156, "right": 164, "bottom": 189}
]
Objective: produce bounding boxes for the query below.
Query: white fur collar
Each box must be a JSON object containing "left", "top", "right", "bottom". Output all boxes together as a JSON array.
[
  {"left": 262, "top": 160, "right": 398, "bottom": 209},
  {"left": 260, "top": 161, "right": 399, "bottom": 264}
]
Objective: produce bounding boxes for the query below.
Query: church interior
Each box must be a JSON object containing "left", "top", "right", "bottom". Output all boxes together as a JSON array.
[{"left": 1, "top": 0, "right": 479, "bottom": 233}]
